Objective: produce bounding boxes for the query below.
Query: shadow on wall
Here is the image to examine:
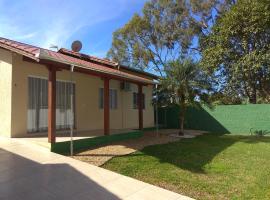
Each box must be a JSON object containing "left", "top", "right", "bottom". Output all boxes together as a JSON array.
[
  {"left": 185, "top": 106, "right": 230, "bottom": 134},
  {"left": 0, "top": 148, "right": 120, "bottom": 200},
  {"left": 158, "top": 104, "right": 270, "bottom": 135},
  {"left": 158, "top": 105, "right": 229, "bottom": 134}
]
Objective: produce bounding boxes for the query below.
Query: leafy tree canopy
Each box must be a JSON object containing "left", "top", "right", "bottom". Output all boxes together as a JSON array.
[
  {"left": 201, "top": 0, "right": 270, "bottom": 104},
  {"left": 107, "top": 0, "right": 231, "bottom": 76}
]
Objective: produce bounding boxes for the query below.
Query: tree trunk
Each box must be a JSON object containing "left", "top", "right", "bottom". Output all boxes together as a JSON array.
[
  {"left": 179, "top": 95, "right": 185, "bottom": 136},
  {"left": 249, "top": 85, "right": 257, "bottom": 104},
  {"left": 179, "top": 111, "right": 184, "bottom": 136}
]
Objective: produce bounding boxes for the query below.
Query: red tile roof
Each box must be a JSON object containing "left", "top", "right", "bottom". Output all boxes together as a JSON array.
[
  {"left": 58, "top": 48, "right": 158, "bottom": 79},
  {"left": 0, "top": 37, "right": 40, "bottom": 60},
  {"left": 58, "top": 48, "right": 118, "bottom": 67},
  {"left": 0, "top": 37, "right": 156, "bottom": 84}
]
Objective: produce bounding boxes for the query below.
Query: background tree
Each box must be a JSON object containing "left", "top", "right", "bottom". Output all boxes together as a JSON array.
[
  {"left": 107, "top": 0, "right": 231, "bottom": 76},
  {"left": 201, "top": 0, "right": 270, "bottom": 104},
  {"left": 209, "top": 91, "right": 244, "bottom": 105},
  {"left": 161, "top": 58, "right": 212, "bottom": 135}
]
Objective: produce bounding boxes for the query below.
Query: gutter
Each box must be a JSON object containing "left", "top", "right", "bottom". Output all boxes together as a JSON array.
[{"left": 120, "top": 65, "right": 159, "bottom": 79}]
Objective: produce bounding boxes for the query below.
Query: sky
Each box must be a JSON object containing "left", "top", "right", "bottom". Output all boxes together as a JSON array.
[{"left": 0, "top": 0, "right": 147, "bottom": 58}]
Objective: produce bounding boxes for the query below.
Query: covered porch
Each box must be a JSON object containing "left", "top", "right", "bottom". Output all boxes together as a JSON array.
[
  {"left": 46, "top": 66, "right": 146, "bottom": 144},
  {"left": 22, "top": 48, "right": 155, "bottom": 145}
]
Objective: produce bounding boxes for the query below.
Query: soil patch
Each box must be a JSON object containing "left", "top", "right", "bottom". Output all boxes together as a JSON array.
[{"left": 72, "top": 129, "right": 205, "bottom": 166}]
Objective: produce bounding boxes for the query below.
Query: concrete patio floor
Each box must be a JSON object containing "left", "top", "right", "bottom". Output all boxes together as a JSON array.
[
  {"left": 15, "top": 129, "right": 135, "bottom": 148},
  {"left": 0, "top": 137, "right": 193, "bottom": 200}
]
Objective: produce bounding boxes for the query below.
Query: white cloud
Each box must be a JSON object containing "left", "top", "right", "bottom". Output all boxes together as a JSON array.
[
  {"left": 0, "top": 0, "right": 140, "bottom": 48},
  {"left": 13, "top": 32, "right": 38, "bottom": 40}
]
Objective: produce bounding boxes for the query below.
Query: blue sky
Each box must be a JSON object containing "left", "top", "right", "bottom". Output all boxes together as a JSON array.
[{"left": 0, "top": 0, "right": 147, "bottom": 58}]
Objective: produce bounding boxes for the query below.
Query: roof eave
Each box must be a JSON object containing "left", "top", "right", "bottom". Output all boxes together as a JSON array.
[{"left": 0, "top": 43, "right": 39, "bottom": 62}]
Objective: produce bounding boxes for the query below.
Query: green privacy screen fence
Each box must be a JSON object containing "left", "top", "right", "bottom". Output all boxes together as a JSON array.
[{"left": 158, "top": 104, "right": 270, "bottom": 134}]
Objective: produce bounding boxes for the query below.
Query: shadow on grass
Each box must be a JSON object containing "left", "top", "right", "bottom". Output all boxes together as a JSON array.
[{"left": 124, "top": 133, "right": 270, "bottom": 174}]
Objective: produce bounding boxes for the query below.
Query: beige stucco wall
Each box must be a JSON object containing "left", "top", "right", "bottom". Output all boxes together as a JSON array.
[
  {"left": 0, "top": 49, "right": 13, "bottom": 137},
  {"left": 10, "top": 54, "right": 154, "bottom": 137}
]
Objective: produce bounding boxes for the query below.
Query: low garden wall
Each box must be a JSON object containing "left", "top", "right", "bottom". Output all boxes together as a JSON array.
[
  {"left": 51, "top": 130, "right": 143, "bottom": 154},
  {"left": 158, "top": 104, "right": 270, "bottom": 134}
]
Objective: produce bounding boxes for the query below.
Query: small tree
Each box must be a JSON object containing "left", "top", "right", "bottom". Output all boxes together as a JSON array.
[{"left": 161, "top": 59, "right": 211, "bottom": 135}]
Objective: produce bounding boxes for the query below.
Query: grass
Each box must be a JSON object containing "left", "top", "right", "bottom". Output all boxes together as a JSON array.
[{"left": 102, "top": 133, "right": 270, "bottom": 200}]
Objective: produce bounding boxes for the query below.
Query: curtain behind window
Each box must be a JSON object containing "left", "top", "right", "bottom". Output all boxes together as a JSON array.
[{"left": 27, "top": 77, "right": 75, "bottom": 133}]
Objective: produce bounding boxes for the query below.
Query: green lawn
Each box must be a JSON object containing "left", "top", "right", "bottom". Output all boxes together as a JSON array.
[{"left": 102, "top": 134, "right": 270, "bottom": 200}]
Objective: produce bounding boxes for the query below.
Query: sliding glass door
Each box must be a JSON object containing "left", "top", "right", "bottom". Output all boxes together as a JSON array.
[{"left": 27, "top": 77, "right": 75, "bottom": 133}]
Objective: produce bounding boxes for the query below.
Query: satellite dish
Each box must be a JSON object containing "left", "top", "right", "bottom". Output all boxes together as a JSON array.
[{"left": 71, "top": 40, "right": 82, "bottom": 52}]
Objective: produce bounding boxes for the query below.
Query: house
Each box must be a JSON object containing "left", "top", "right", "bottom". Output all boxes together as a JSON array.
[{"left": 0, "top": 37, "right": 158, "bottom": 143}]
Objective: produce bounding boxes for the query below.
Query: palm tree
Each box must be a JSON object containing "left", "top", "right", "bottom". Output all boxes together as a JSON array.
[{"left": 161, "top": 58, "right": 212, "bottom": 135}]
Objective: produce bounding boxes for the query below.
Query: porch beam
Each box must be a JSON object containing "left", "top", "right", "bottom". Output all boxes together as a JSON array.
[
  {"left": 104, "top": 78, "right": 110, "bottom": 135},
  {"left": 138, "top": 84, "right": 143, "bottom": 130},
  {"left": 47, "top": 66, "right": 56, "bottom": 143}
]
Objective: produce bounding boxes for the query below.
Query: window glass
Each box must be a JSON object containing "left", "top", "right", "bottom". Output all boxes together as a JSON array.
[
  {"left": 99, "top": 88, "right": 117, "bottom": 109},
  {"left": 99, "top": 88, "right": 104, "bottom": 109},
  {"left": 133, "top": 92, "right": 145, "bottom": 109},
  {"left": 27, "top": 77, "right": 75, "bottom": 133}
]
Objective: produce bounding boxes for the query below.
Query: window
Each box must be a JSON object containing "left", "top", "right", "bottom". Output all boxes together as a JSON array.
[
  {"left": 133, "top": 92, "right": 145, "bottom": 109},
  {"left": 110, "top": 89, "right": 118, "bottom": 109},
  {"left": 99, "top": 88, "right": 104, "bottom": 109},
  {"left": 27, "top": 77, "right": 75, "bottom": 133},
  {"left": 99, "top": 88, "right": 118, "bottom": 109},
  {"left": 55, "top": 80, "right": 75, "bottom": 130}
]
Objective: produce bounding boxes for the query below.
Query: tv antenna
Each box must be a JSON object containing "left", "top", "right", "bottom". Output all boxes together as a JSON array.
[{"left": 49, "top": 44, "right": 59, "bottom": 51}]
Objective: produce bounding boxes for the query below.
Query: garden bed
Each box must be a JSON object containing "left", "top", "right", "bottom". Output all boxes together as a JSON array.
[{"left": 71, "top": 129, "right": 204, "bottom": 166}]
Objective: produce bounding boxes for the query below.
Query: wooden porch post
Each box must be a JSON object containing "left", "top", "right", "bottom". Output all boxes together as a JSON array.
[
  {"left": 48, "top": 66, "right": 56, "bottom": 143},
  {"left": 138, "top": 84, "right": 143, "bottom": 130},
  {"left": 104, "top": 78, "right": 110, "bottom": 135}
]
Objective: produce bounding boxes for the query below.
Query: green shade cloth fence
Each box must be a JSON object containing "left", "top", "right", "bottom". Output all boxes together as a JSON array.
[{"left": 158, "top": 104, "right": 270, "bottom": 134}]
